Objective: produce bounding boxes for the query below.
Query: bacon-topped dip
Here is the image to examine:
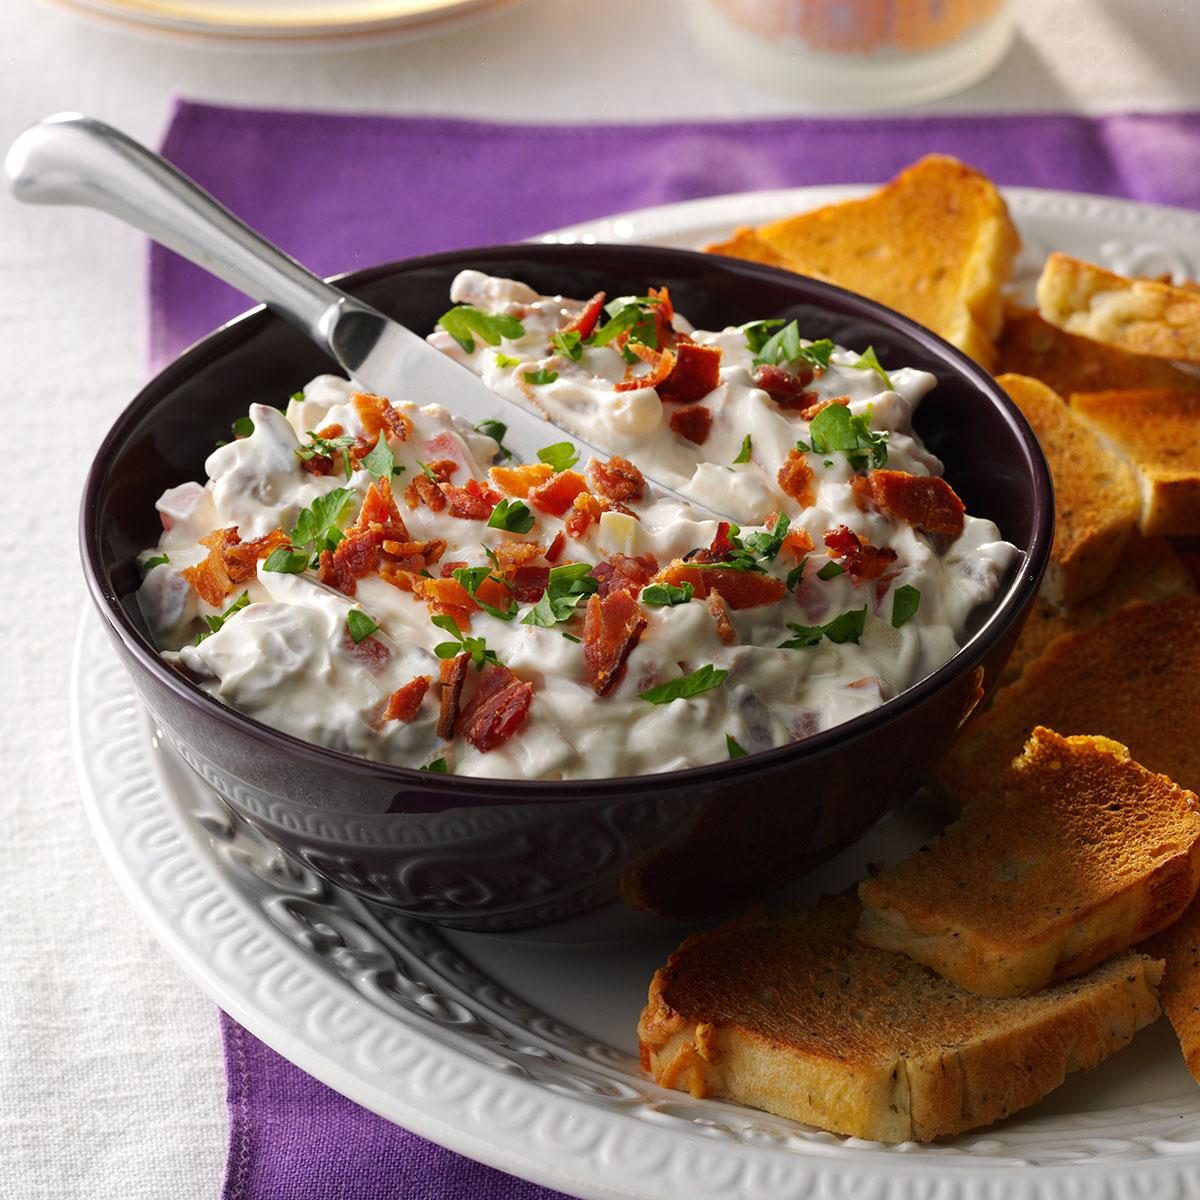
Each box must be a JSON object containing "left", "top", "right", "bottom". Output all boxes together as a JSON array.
[{"left": 136, "top": 275, "right": 1016, "bottom": 780}]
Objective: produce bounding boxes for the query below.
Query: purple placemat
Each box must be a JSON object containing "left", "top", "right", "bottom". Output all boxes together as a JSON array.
[{"left": 150, "top": 101, "right": 1200, "bottom": 1200}]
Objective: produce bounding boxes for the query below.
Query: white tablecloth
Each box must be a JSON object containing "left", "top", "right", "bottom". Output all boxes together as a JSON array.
[{"left": 3, "top": 1, "right": 1199, "bottom": 1195}]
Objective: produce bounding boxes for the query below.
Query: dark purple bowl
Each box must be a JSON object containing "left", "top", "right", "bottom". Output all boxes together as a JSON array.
[{"left": 81, "top": 243, "right": 1052, "bottom": 934}]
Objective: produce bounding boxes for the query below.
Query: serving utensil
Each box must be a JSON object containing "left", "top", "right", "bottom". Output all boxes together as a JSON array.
[{"left": 4, "top": 112, "right": 718, "bottom": 514}]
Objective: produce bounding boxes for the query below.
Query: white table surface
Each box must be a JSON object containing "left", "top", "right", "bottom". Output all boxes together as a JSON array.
[{"left": 3, "top": 1, "right": 1199, "bottom": 1196}]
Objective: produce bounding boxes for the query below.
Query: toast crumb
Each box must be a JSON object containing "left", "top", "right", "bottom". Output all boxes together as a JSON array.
[
  {"left": 1070, "top": 388, "right": 1200, "bottom": 537},
  {"left": 998, "top": 373, "right": 1139, "bottom": 604},
  {"left": 859, "top": 727, "right": 1200, "bottom": 997},
  {"left": 1037, "top": 254, "right": 1200, "bottom": 363},
  {"left": 639, "top": 896, "right": 1161, "bottom": 1143},
  {"left": 704, "top": 156, "right": 1018, "bottom": 368}
]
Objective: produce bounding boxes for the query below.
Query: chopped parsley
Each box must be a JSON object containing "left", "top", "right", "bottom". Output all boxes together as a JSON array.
[
  {"left": 640, "top": 581, "right": 694, "bottom": 607},
  {"left": 522, "top": 562, "right": 599, "bottom": 627},
  {"left": 739, "top": 513, "right": 793, "bottom": 563},
  {"left": 640, "top": 664, "right": 729, "bottom": 705},
  {"left": 785, "top": 559, "right": 808, "bottom": 591},
  {"left": 262, "top": 546, "right": 309, "bottom": 574},
  {"left": 740, "top": 318, "right": 785, "bottom": 355},
  {"left": 142, "top": 553, "right": 169, "bottom": 573},
  {"left": 487, "top": 498, "right": 535, "bottom": 534},
  {"left": 452, "top": 566, "right": 517, "bottom": 620},
  {"left": 779, "top": 606, "right": 868, "bottom": 650},
  {"left": 550, "top": 330, "right": 584, "bottom": 361},
  {"left": 732, "top": 434, "right": 753, "bottom": 465},
  {"left": 891, "top": 584, "right": 921, "bottom": 628},
  {"left": 290, "top": 488, "right": 357, "bottom": 561},
  {"left": 288, "top": 390, "right": 305, "bottom": 403},
  {"left": 536, "top": 441, "right": 579, "bottom": 472},
  {"left": 346, "top": 609, "right": 379, "bottom": 644},
  {"left": 420, "top": 757, "right": 449, "bottom": 773},
  {"left": 232, "top": 415, "right": 254, "bottom": 438},
  {"left": 797, "top": 403, "right": 888, "bottom": 471},
  {"left": 748, "top": 320, "right": 835, "bottom": 371},
  {"left": 493, "top": 352, "right": 521, "bottom": 368},
  {"left": 195, "top": 591, "right": 250, "bottom": 644},
  {"left": 475, "top": 419, "right": 513, "bottom": 462},
  {"left": 431, "top": 613, "right": 498, "bottom": 670},
  {"left": 359, "top": 432, "right": 395, "bottom": 481},
  {"left": 591, "top": 297, "right": 662, "bottom": 359},
  {"left": 437, "top": 304, "right": 525, "bottom": 354},
  {"left": 296, "top": 429, "right": 356, "bottom": 479},
  {"left": 523, "top": 367, "right": 558, "bottom": 387},
  {"left": 726, "top": 733, "right": 748, "bottom": 759},
  {"left": 816, "top": 560, "right": 845, "bottom": 581},
  {"left": 848, "top": 345, "right": 893, "bottom": 390}
]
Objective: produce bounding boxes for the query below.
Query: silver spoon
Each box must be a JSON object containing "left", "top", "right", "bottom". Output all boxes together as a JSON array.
[{"left": 5, "top": 112, "right": 719, "bottom": 515}]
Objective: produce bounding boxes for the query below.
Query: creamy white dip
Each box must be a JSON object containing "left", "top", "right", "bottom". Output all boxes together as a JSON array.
[{"left": 137, "top": 274, "right": 1016, "bottom": 780}]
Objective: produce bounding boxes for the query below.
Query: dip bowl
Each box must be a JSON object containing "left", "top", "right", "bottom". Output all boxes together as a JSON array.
[{"left": 81, "top": 244, "right": 1053, "bottom": 935}]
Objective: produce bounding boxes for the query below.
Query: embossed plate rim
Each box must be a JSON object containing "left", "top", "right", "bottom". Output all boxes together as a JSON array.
[{"left": 73, "top": 184, "right": 1200, "bottom": 1200}]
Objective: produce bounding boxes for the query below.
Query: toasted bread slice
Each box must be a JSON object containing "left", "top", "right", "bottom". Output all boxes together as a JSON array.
[
  {"left": 1037, "top": 254, "right": 1200, "bottom": 363},
  {"left": 704, "top": 156, "right": 1019, "bottom": 368},
  {"left": 999, "top": 374, "right": 1139, "bottom": 604},
  {"left": 705, "top": 226, "right": 791, "bottom": 269},
  {"left": 1144, "top": 900, "right": 1200, "bottom": 1082},
  {"left": 639, "top": 896, "right": 1162, "bottom": 1143},
  {"left": 935, "top": 596, "right": 1200, "bottom": 804},
  {"left": 994, "top": 305, "right": 1200, "bottom": 397},
  {"left": 1002, "top": 534, "right": 1195, "bottom": 685},
  {"left": 1070, "top": 389, "right": 1200, "bottom": 536},
  {"left": 859, "top": 727, "right": 1200, "bottom": 998}
]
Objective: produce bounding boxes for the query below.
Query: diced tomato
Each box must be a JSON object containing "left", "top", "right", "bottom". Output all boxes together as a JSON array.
[
  {"left": 529, "top": 470, "right": 589, "bottom": 517},
  {"left": 490, "top": 463, "right": 554, "bottom": 497},
  {"left": 853, "top": 470, "right": 966, "bottom": 537},
  {"left": 383, "top": 676, "right": 430, "bottom": 723},
  {"left": 582, "top": 590, "right": 647, "bottom": 696},
  {"left": 560, "top": 291, "right": 606, "bottom": 340},
  {"left": 589, "top": 456, "right": 645, "bottom": 503},
  {"left": 710, "top": 521, "right": 738, "bottom": 559},
  {"left": 668, "top": 404, "right": 712, "bottom": 445},
  {"left": 545, "top": 531, "right": 566, "bottom": 563}
]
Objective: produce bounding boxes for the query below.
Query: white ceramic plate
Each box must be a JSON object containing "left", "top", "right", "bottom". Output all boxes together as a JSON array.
[
  {"left": 73, "top": 186, "right": 1200, "bottom": 1200},
  {"left": 42, "top": 0, "right": 522, "bottom": 48}
]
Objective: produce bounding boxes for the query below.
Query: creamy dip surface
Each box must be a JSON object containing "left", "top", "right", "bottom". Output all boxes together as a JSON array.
[{"left": 137, "top": 274, "right": 1017, "bottom": 780}]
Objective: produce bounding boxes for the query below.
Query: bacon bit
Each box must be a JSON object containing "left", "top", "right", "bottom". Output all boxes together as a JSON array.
[
  {"left": 492, "top": 538, "right": 543, "bottom": 573},
  {"left": 378, "top": 538, "right": 447, "bottom": 574},
  {"left": 708, "top": 521, "right": 738, "bottom": 560},
  {"left": 560, "top": 291, "right": 606, "bottom": 339},
  {"left": 383, "top": 676, "right": 430, "bottom": 723},
  {"left": 511, "top": 565, "right": 550, "bottom": 602},
  {"left": 345, "top": 631, "right": 391, "bottom": 672},
  {"left": 658, "top": 342, "right": 722, "bottom": 405},
  {"left": 853, "top": 470, "right": 966, "bottom": 537},
  {"left": 824, "top": 525, "right": 898, "bottom": 582},
  {"left": 529, "top": 470, "right": 589, "bottom": 517},
  {"left": 182, "top": 526, "right": 290, "bottom": 606},
  {"left": 708, "top": 592, "right": 737, "bottom": 645},
  {"left": 456, "top": 664, "right": 535, "bottom": 752},
  {"left": 490, "top": 463, "right": 554, "bottom": 497},
  {"left": 427, "top": 458, "right": 459, "bottom": 483},
  {"left": 657, "top": 562, "right": 787, "bottom": 610},
  {"left": 437, "top": 653, "right": 470, "bottom": 740},
  {"left": 318, "top": 478, "right": 410, "bottom": 596},
  {"left": 442, "top": 477, "right": 502, "bottom": 521},
  {"left": 668, "top": 404, "right": 712, "bottom": 445},
  {"left": 412, "top": 576, "right": 477, "bottom": 628},
  {"left": 591, "top": 554, "right": 659, "bottom": 599},
  {"left": 352, "top": 392, "right": 413, "bottom": 443},
  {"left": 439, "top": 559, "right": 468, "bottom": 578},
  {"left": 764, "top": 511, "right": 813, "bottom": 560},
  {"left": 583, "top": 590, "right": 647, "bottom": 697},
  {"left": 798, "top": 394, "right": 849, "bottom": 422},
  {"left": 545, "top": 531, "right": 566, "bottom": 563},
  {"left": 615, "top": 343, "right": 676, "bottom": 393},
  {"left": 752, "top": 364, "right": 817, "bottom": 410},
  {"left": 565, "top": 492, "right": 604, "bottom": 540},
  {"left": 647, "top": 285, "right": 675, "bottom": 325},
  {"left": 590, "top": 455, "right": 645, "bottom": 503},
  {"left": 778, "top": 449, "right": 816, "bottom": 507}
]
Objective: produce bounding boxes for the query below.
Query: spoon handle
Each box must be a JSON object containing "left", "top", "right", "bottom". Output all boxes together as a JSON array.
[{"left": 4, "top": 112, "right": 353, "bottom": 351}]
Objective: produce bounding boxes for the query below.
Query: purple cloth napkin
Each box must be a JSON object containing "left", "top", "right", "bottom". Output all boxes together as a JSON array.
[{"left": 150, "top": 101, "right": 1200, "bottom": 1200}]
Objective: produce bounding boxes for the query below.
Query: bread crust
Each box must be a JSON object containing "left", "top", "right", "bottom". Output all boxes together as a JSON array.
[
  {"left": 638, "top": 898, "right": 1162, "bottom": 1143},
  {"left": 1037, "top": 254, "right": 1200, "bottom": 363},
  {"left": 859, "top": 728, "right": 1200, "bottom": 997}
]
